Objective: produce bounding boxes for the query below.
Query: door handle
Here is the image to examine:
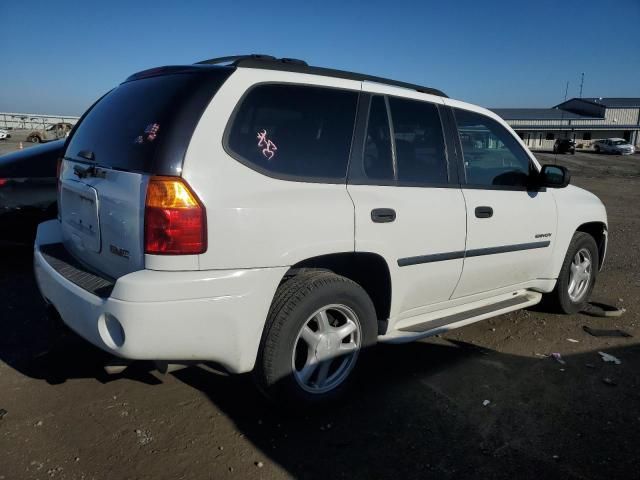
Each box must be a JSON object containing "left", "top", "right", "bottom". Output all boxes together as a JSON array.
[
  {"left": 475, "top": 206, "right": 493, "bottom": 218},
  {"left": 371, "top": 208, "right": 396, "bottom": 223}
]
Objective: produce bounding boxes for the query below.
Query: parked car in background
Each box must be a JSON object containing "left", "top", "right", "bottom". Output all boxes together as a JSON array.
[
  {"left": 34, "top": 55, "right": 607, "bottom": 406},
  {"left": 593, "top": 138, "right": 635, "bottom": 155},
  {"left": 553, "top": 138, "right": 575, "bottom": 154},
  {"left": 0, "top": 139, "right": 63, "bottom": 245},
  {"left": 0, "top": 128, "right": 11, "bottom": 140},
  {"left": 27, "top": 122, "right": 73, "bottom": 143}
]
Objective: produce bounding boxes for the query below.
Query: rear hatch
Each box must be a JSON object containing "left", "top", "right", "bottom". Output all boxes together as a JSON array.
[{"left": 59, "top": 67, "right": 232, "bottom": 279}]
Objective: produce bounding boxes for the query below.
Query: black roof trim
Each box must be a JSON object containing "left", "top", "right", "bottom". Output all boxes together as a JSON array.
[{"left": 194, "top": 54, "right": 447, "bottom": 98}]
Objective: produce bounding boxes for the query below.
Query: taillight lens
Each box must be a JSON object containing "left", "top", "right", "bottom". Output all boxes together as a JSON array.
[{"left": 144, "top": 176, "right": 206, "bottom": 255}]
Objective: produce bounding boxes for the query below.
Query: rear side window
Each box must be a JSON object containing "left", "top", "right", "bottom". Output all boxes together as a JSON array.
[
  {"left": 357, "top": 95, "right": 448, "bottom": 185},
  {"left": 454, "top": 108, "right": 532, "bottom": 187},
  {"left": 388, "top": 97, "right": 448, "bottom": 185},
  {"left": 67, "top": 70, "right": 231, "bottom": 174},
  {"left": 363, "top": 96, "right": 394, "bottom": 181},
  {"left": 226, "top": 84, "right": 359, "bottom": 181}
]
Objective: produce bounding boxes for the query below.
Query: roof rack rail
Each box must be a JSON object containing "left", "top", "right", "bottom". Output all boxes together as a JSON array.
[
  {"left": 194, "top": 54, "right": 446, "bottom": 98},
  {"left": 194, "top": 54, "right": 308, "bottom": 67},
  {"left": 194, "top": 54, "right": 277, "bottom": 65}
]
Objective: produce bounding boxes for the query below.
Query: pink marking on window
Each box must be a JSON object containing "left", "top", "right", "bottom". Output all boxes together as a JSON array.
[{"left": 257, "top": 129, "right": 278, "bottom": 160}]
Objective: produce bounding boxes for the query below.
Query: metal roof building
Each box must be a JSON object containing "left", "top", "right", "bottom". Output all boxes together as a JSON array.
[{"left": 491, "top": 97, "right": 640, "bottom": 151}]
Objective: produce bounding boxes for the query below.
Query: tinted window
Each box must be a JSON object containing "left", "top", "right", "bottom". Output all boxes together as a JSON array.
[
  {"left": 388, "top": 97, "right": 447, "bottom": 184},
  {"left": 67, "top": 71, "right": 231, "bottom": 174},
  {"left": 363, "top": 96, "right": 394, "bottom": 181},
  {"left": 454, "top": 109, "right": 532, "bottom": 187},
  {"left": 227, "top": 84, "right": 358, "bottom": 181}
]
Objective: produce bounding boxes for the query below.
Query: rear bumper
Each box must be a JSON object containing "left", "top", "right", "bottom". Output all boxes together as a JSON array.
[{"left": 34, "top": 220, "right": 287, "bottom": 373}]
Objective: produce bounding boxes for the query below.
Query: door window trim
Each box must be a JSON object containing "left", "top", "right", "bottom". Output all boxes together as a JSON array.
[{"left": 347, "top": 93, "right": 459, "bottom": 188}]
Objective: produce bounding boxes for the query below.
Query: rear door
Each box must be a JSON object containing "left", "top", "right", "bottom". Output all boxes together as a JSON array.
[
  {"left": 447, "top": 105, "right": 557, "bottom": 298},
  {"left": 60, "top": 69, "right": 231, "bottom": 279},
  {"left": 347, "top": 88, "right": 466, "bottom": 320}
]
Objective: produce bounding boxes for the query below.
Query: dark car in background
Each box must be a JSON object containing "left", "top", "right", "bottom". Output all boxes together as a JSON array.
[
  {"left": 0, "top": 140, "right": 64, "bottom": 246},
  {"left": 553, "top": 138, "right": 576, "bottom": 154}
]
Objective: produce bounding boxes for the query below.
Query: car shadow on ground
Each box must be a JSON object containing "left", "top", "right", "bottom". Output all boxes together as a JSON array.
[
  {"left": 0, "top": 247, "right": 161, "bottom": 386},
  {"left": 173, "top": 340, "right": 640, "bottom": 480},
  {"left": 2, "top": 248, "right": 639, "bottom": 479}
]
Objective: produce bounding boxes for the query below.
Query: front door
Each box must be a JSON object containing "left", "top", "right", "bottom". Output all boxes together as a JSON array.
[
  {"left": 447, "top": 106, "right": 557, "bottom": 298},
  {"left": 347, "top": 90, "right": 466, "bottom": 320}
]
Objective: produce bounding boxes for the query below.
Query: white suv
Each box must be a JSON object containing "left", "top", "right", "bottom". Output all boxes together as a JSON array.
[{"left": 34, "top": 55, "right": 608, "bottom": 404}]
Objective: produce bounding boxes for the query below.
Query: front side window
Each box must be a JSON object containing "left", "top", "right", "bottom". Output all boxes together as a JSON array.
[
  {"left": 226, "top": 84, "right": 358, "bottom": 181},
  {"left": 454, "top": 108, "right": 532, "bottom": 188}
]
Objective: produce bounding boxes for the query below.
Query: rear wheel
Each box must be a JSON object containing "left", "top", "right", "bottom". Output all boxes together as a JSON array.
[
  {"left": 254, "top": 271, "right": 377, "bottom": 407},
  {"left": 594, "top": 145, "right": 600, "bottom": 153},
  {"left": 544, "top": 232, "right": 598, "bottom": 314}
]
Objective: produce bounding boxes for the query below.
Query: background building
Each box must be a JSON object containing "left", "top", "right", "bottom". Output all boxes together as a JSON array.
[{"left": 492, "top": 97, "right": 640, "bottom": 151}]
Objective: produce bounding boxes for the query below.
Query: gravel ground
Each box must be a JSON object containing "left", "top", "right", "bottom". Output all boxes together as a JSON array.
[{"left": 0, "top": 150, "right": 639, "bottom": 480}]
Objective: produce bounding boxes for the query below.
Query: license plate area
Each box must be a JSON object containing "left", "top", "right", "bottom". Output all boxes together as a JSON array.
[{"left": 61, "top": 180, "right": 101, "bottom": 252}]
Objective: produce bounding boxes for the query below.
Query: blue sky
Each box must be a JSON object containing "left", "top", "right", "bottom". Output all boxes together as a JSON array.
[{"left": 1, "top": 0, "right": 639, "bottom": 116}]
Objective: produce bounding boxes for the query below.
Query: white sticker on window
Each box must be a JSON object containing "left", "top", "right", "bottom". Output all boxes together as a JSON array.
[{"left": 257, "top": 129, "right": 278, "bottom": 160}]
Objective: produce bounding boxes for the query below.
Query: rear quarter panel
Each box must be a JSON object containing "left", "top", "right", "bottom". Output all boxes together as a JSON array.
[{"left": 182, "top": 69, "right": 361, "bottom": 270}]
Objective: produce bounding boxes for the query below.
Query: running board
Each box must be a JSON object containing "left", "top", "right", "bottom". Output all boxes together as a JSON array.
[{"left": 379, "top": 292, "right": 542, "bottom": 344}]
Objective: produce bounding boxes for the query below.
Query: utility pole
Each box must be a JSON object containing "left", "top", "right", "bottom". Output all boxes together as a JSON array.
[
  {"left": 579, "top": 73, "right": 585, "bottom": 98},
  {"left": 564, "top": 81, "right": 569, "bottom": 101}
]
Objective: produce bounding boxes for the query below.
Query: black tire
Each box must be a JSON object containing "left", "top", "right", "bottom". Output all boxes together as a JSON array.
[
  {"left": 594, "top": 145, "right": 600, "bottom": 153},
  {"left": 544, "top": 232, "right": 599, "bottom": 314},
  {"left": 30, "top": 135, "right": 40, "bottom": 143},
  {"left": 254, "top": 271, "right": 377, "bottom": 407}
]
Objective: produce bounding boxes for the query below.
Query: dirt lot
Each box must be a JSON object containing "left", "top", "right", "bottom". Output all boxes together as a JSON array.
[{"left": 1, "top": 151, "right": 639, "bottom": 480}]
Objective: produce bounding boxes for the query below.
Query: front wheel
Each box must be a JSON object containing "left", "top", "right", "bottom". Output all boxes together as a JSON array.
[
  {"left": 544, "top": 232, "right": 599, "bottom": 314},
  {"left": 254, "top": 271, "right": 377, "bottom": 407}
]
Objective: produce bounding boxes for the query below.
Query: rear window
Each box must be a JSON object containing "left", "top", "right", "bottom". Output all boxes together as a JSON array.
[
  {"left": 66, "top": 70, "right": 231, "bottom": 174},
  {"left": 226, "top": 84, "right": 359, "bottom": 182}
]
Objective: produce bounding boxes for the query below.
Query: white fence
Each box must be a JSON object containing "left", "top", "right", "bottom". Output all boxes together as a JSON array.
[{"left": 0, "top": 112, "right": 80, "bottom": 130}]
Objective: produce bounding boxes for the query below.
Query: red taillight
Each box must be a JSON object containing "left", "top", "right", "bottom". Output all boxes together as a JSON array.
[
  {"left": 144, "top": 176, "right": 206, "bottom": 255},
  {"left": 0, "top": 178, "right": 7, "bottom": 187}
]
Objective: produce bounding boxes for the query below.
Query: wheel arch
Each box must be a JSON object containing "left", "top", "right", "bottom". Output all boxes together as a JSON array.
[
  {"left": 282, "top": 252, "right": 392, "bottom": 334},
  {"left": 576, "top": 221, "right": 607, "bottom": 270}
]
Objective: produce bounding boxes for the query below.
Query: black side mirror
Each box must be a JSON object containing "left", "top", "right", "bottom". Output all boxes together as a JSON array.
[{"left": 539, "top": 164, "right": 570, "bottom": 188}]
